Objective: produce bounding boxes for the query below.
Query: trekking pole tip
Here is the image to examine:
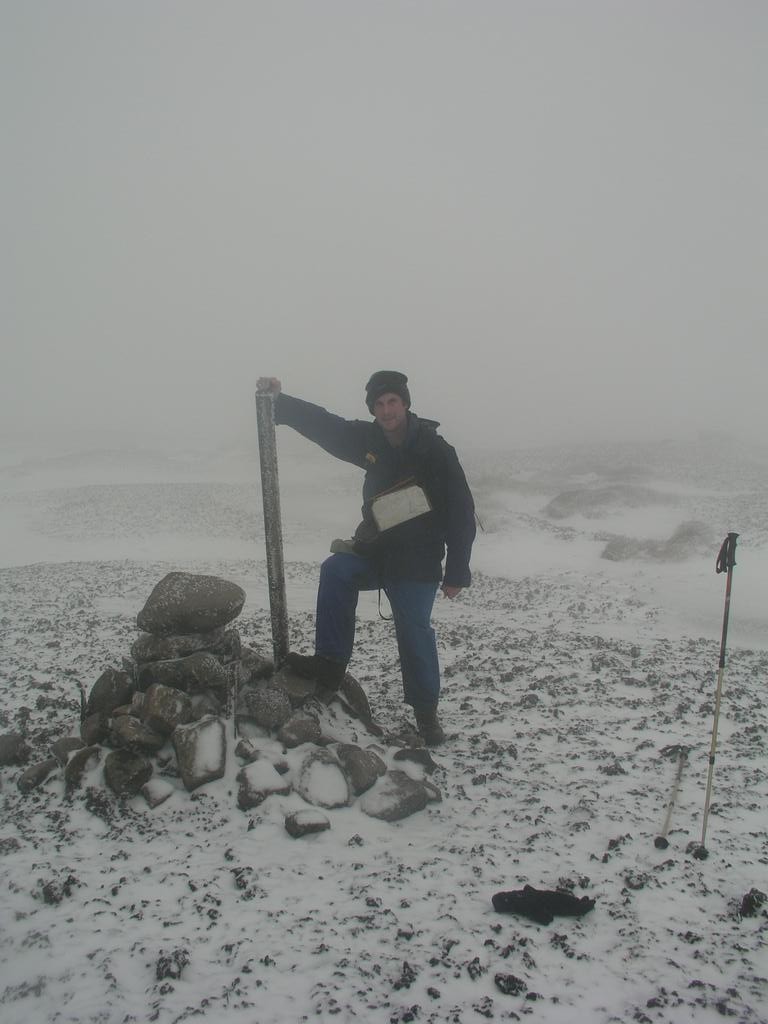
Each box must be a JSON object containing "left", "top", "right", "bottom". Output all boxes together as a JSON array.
[
  {"left": 654, "top": 836, "right": 669, "bottom": 850},
  {"left": 690, "top": 843, "right": 709, "bottom": 861}
]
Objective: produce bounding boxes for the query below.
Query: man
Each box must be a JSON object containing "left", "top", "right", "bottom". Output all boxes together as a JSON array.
[{"left": 256, "top": 371, "right": 475, "bottom": 746}]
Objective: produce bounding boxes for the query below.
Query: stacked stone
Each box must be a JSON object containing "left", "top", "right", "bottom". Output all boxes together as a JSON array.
[
  {"left": 117, "top": 571, "right": 248, "bottom": 797},
  {"left": 8, "top": 571, "right": 444, "bottom": 826},
  {"left": 132, "top": 570, "right": 245, "bottom": 675},
  {"left": 12, "top": 572, "right": 248, "bottom": 802}
]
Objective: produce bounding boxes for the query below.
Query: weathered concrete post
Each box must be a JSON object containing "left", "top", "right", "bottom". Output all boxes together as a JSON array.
[{"left": 255, "top": 388, "right": 289, "bottom": 668}]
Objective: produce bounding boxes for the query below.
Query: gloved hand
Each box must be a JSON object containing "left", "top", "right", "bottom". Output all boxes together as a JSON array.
[
  {"left": 492, "top": 885, "right": 595, "bottom": 925},
  {"left": 256, "top": 377, "right": 281, "bottom": 395}
]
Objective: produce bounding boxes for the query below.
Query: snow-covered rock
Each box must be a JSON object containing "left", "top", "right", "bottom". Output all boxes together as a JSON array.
[
  {"left": 172, "top": 715, "right": 226, "bottom": 791},
  {"left": 295, "top": 749, "right": 351, "bottom": 809},
  {"left": 284, "top": 809, "right": 331, "bottom": 838},
  {"left": 359, "top": 770, "right": 431, "bottom": 822},
  {"left": 142, "top": 777, "right": 175, "bottom": 809},
  {"left": 234, "top": 737, "right": 261, "bottom": 763},
  {"left": 237, "top": 759, "right": 291, "bottom": 810}
]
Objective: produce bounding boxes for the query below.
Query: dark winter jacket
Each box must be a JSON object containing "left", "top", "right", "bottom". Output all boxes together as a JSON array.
[{"left": 274, "top": 393, "right": 476, "bottom": 586}]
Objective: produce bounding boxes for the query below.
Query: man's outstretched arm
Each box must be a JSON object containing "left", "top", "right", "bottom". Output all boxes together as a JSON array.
[{"left": 256, "top": 377, "right": 368, "bottom": 468}]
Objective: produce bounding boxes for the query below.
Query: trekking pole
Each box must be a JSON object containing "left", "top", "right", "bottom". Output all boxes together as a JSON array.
[
  {"left": 654, "top": 746, "right": 688, "bottom": 849},
  {"left": 691, "top": 532, "right": 738, "bottom": 860},
  {"left": 255, "top": 385, "right": 289, "bottom": 669}
]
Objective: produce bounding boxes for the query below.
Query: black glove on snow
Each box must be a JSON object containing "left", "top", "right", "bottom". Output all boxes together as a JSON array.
[{"left": 492, "top": 885, "right": 595, "bottom": 925}]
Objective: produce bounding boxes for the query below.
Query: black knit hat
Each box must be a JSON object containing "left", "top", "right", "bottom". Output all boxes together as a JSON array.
[{"left": 365, "top": 370, "right": 411, "bottom": 414}]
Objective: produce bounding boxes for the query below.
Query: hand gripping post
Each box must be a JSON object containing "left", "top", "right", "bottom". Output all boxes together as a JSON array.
[
  {"left": 255, "top": 387, "right": 289, "bottom": 669},
  {"left": 693, "top": 532, "right": 739, "bottom": 860}
]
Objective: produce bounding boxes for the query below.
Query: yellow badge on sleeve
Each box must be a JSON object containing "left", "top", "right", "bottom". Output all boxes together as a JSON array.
[{"left": 365, "top": 452, "right": 377, "bottom": 464}]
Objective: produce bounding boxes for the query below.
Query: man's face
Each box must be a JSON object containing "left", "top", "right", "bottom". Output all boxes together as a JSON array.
[{"left": 373, "top": 393, "right": 408, "bottom": 433}]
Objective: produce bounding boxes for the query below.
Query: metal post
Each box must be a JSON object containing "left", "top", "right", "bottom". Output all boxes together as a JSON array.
[{"left": 255, "top": 389, "right": 289, "bottom": 668}]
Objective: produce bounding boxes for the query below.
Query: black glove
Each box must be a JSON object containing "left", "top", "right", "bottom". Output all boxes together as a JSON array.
[{"left": 492, "top": 885, "right": 595, "bottom": 925}]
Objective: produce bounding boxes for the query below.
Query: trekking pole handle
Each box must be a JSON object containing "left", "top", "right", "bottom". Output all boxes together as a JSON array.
[
  {"left": 716, "top": 533, "right": 738, "bottom": 670},
  {"left": 715, "top": 533, "right": 738, "bottom": 574}
]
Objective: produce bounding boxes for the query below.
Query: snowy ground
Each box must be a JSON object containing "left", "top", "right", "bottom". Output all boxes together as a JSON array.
[{"left": 0, "top": 435, "right": 766, "bottom": 1024}]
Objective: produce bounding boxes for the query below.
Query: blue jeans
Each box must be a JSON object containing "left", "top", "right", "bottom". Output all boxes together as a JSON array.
[{"left": 314, "top": 553, "right": 440, "bottom": 710}]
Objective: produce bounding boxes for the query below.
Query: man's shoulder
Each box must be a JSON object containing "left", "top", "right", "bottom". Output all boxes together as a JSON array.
[
  {"left": 413, "top": 418, "right": 457, "bottom": 458},
  {"left": 412, "top": 415, "right": 440, "bottom": 445}
]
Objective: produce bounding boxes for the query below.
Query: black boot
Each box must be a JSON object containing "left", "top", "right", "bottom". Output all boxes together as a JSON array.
[
  {"left": 414, "top": 705, "right": 445, "bottom": 747},
  {"left": 285, "top": 653, "right": 345, "bottom": 690}
]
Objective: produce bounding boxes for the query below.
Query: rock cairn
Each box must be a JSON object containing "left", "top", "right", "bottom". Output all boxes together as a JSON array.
[{"left": 4, "top": 572, "right": 441, "bottom": 831}]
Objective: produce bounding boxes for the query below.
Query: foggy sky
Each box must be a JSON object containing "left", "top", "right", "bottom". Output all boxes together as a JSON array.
[{"left": 2, "top": 1, "right": 766, "bottom": 453}]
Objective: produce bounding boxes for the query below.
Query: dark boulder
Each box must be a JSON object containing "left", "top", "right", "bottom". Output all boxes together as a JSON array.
[
  {"left": 239, "top": 649, "right": 274, "bottom": 684},
  {"left": 141, "top": 684, "right": 193, "bottom": 736},
  {"left": 104, "top": 750, "right": 153, "bottom": 797},
  {"left": 277, "top": 711, "right": 322, "bottom": 749},
  {"left": 268, "top": 666, "right": 318, "bottom": 707},
  {"left": 136, "top": 651, "right": 229, "bottom": 695},
  {"left": 0, "top": 733, "right": 31, "bottom": 766},
  {"left": 81, "top": 712, "right": 110, "bottom": 746},
  {"left": 85, "top": 668, "right": 134, "bottom": 717},
  {"left": 51, "top": 736, "right": 85, "bottom": 766},
  {"left": 64, "top": 745, "right": 101, "bottom": 791},
  {"left": 189, "top": 692, "right": 223, "bottom": 720},
  {"left": 336, "top": 744, "right": 387, "bottom": 795},
  {"left": 338, "top": 673, "right": 373, "bottom": 721},
  {"left": 111, "top": 716, "right": 167, "bottom": 754},
  {"left": 131, "top": 627, "right": 226, "bottom": 665},
  {"left": 236, "top": 686, "right": 293, "bottom": 732},
  {"left": 137, "top": 572, "right": 245, "bottom": 636},
  {"left": 17, "top": 758, "right": 59, "bottom": 794}
]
